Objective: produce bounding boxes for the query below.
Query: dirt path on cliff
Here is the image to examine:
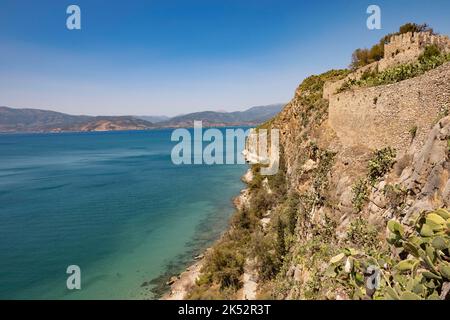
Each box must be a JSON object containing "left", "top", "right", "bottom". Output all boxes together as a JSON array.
[{"left": 240, "top": 258, "right": 258, "bottom": 300}]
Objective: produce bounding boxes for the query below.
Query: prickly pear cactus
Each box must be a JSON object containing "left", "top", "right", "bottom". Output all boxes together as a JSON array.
[{"left": 328, "top": 209, "right": 450, "bottom": 300}]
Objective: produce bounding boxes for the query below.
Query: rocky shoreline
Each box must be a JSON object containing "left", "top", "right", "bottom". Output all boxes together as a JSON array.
[
  {"left": 161, "top": 256, "right": 206, "bottom": 300},
  {"left": 162, "top": 169, "right": 252, "bottom": 300}
]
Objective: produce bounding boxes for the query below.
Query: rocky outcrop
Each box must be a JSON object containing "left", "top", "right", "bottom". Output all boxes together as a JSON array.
[{"left": 364, "top": 116, "right": 450, "bottom": 224}]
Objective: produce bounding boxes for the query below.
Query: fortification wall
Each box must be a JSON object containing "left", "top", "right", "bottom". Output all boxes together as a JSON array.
[
  {"left": 380, "top": 32, "right": 450, "bottom": 71},
  {"left": 384, "top": 32, "right": 450, "bottom": 58},
  {"left": 323, "top": 32, "right": 450, "bottom": 99},
  {"left": 328, "top": 62, "right": 450, "bottom": 153}
]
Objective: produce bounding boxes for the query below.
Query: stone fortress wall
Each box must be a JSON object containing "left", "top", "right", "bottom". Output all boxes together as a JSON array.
[
  {"left": 323, "top": 32, "right": 450, "bottom": 99},
  {"left": 380, "top": 31, "right": 450, "bottom": 71},
  {"left": 328, "top": 62, "right": 450, "bottom": 153},
  {"left": 322, "top": 32, "right": 450, "bottom": 153}
]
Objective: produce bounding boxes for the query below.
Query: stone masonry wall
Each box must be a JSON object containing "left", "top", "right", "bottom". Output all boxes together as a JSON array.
[
  {"left": 328, "top": 62, "right": 450, "bottom": 153},
  {"left": 323, "top": 32, "right": 450, "bottom": 99},
  {"left": 384, "top": 32, "right": 450, "bottom": 59},
  {"left": 380, "top": 32, "right": 450, "bottom": 71}
]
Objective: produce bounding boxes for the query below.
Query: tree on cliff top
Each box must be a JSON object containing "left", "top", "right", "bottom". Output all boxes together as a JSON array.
[{"left": 399, "top": 23, "right": 433, "bottom": 34}]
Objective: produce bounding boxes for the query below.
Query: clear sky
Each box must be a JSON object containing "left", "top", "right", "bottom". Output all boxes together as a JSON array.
[{"left": 1, "top": 0, "right": 449, "bottom": 116}]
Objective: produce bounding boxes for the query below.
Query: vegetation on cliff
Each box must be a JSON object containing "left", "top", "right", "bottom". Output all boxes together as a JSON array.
[
  {"left": 330, "top": 209, "right": 450, "bottom": 300},
  {"left": 187, "top": 161, "right": 288, "bottom": 299},
  {"left": 184, "top": 24, "right": 450, "bottom": 301},
  {"left": 340, "top": 46, "right": 450, "bottom": 93}
]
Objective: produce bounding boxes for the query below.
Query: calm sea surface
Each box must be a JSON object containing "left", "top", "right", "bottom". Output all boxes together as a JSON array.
[{"left": 0, "top": 129, "right": 246, "bottom": 299}]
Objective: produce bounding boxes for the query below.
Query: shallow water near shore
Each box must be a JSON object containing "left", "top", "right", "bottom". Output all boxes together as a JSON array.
[{"left": 0, "top": 129, "right": 246, "bottom": 299}]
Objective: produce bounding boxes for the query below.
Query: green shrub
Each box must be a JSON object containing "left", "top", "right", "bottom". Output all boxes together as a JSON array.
[
  {"left": 267, "top": 159, "right": 287, "bottom": 198},
  {"left": 248, "top": 164, "right": 264, "bottom": 190},
  {"left": 259, "top": 69, "right": 349, "bottom": 130},
  {"left": 409, "top": 125, "right": 418, "bottom": 140},
  {"left": 341, "top": 52, "right": 450, "bottom": 92},
  {"left": 282, "top": 195, "right": 300, "bottom": 235},
  {"left": 303, "top": 148, "right": 336, "bottom": 208},
  {"left": 368, "top": 147, "right": 396, "bottom": 184},
  {"left": 249, "top": 188, "right": 274, "bottom": 218},
  {"left": 187, "top": 283, "right": 226, "bottom": 300},
  {"left": 399, "top": 23, "right": 433, "bottom": 34},
  {"left": 231, "top": 208, "right": 256, "bottom": 230},
  {"left": 351, "top": 148, "right": 397, "bottom": 213},
  {"left": 419, "top": 45, "right": 441, "bottom": 62},
  {"left": 202, "top": 242, "right": 245, "bottom": 290},
  {"left": 320, "top": 215, "right": 339, "bottom": 243},
  {"left": 336, "top": 81, "right": 353, "bottom": 94},
  {"left": 303, "top": 273, "right": 322, "bottom": 299},
  {"left": 438, "top": 105, "right": 449, "bottom": 120},
  {"left": 275, "top": 218, "right": 286, "bottom": 261},
  {"left": 347, "top": 218, "right": 380, "bottom": 250},
  {"left": 361, "top": 69, "right": 377, "bottom": 81},
  {"left": 252, "top": 231, "right": 280, "bottom": 280},
  {"left": 383, "top": 184, "right": 408, "bottom": 213},
  {"left": 299, "top": 70, "right": 350, "bottom": 94},
  {"left": 352, "top": 178, "right": 369, "bottom": 213}
]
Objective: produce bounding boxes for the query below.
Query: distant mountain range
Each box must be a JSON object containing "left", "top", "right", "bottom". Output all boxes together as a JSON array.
[
  {"left": 136, "top": 115, "right": 171, "bottom": 123},
  {"left": 155, "top": 104, "right": 284, "bottom": 128},
  {"left": 0, "top": 107, "right": 154, "bottom": 133},
  {"left": 0, "top": 104, "right": 284, "bottom": 133}
]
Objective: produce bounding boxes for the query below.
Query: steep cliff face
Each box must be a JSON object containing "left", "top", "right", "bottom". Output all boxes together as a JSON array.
[
  {"left": 181, "top": 31, "right": 450, "bottom": 301},
  {"left": 271, "top": 61, "right": 450, "bottom": 219},
  {"left": 249, "top": 60, "right": 450, "bottom": 299}
]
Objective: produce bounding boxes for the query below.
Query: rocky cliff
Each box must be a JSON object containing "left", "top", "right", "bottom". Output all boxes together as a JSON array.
[
  {"left": 174, "top": 27, "right": 450, "bottom": 301},
  {"left": 242, "top": 41, "right": 450, "bottom": 300}
]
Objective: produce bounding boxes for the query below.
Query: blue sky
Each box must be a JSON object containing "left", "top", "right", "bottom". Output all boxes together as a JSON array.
[{"left": 1, "top": 0, "right": 449, "bottom": 116}]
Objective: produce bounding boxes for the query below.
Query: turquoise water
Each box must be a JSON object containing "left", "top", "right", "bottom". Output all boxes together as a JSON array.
[{"left": 0, "top": 129, "right": 246, "bottom": 299}]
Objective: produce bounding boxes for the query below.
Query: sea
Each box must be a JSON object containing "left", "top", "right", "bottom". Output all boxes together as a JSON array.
[{"left": 0, "top": 129, "right": 247, "bottom": 299}]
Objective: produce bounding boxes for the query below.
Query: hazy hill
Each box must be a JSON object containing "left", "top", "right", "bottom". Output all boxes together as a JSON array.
[
  {"left": 0, "top": 107, "right": 154, "bottom": 133},
  {"left": 157, "top": 104, "right": 284, "bottom": 127},
  {"left": 0, "top": 104, "right": 285, "bottom": 133},
  {"left": 136, "top": 115, "right": 170, "bottom": 123}
]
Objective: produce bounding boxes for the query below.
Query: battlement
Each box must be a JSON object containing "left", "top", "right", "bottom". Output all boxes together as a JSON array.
[
  {"left": 323, "top": 31, "right": 450, "bottom": 99},
  {"left": 384, "top": 31, "right": 450, "bottom": 59}
]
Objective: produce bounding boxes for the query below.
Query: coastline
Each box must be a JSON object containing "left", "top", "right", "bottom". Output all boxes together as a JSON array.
[
  {"left": 161, "top": 257, "right": 206, "bottom": 300},
  {"left": 162, "top": 169, "right": 252, "bottom": 300}
]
